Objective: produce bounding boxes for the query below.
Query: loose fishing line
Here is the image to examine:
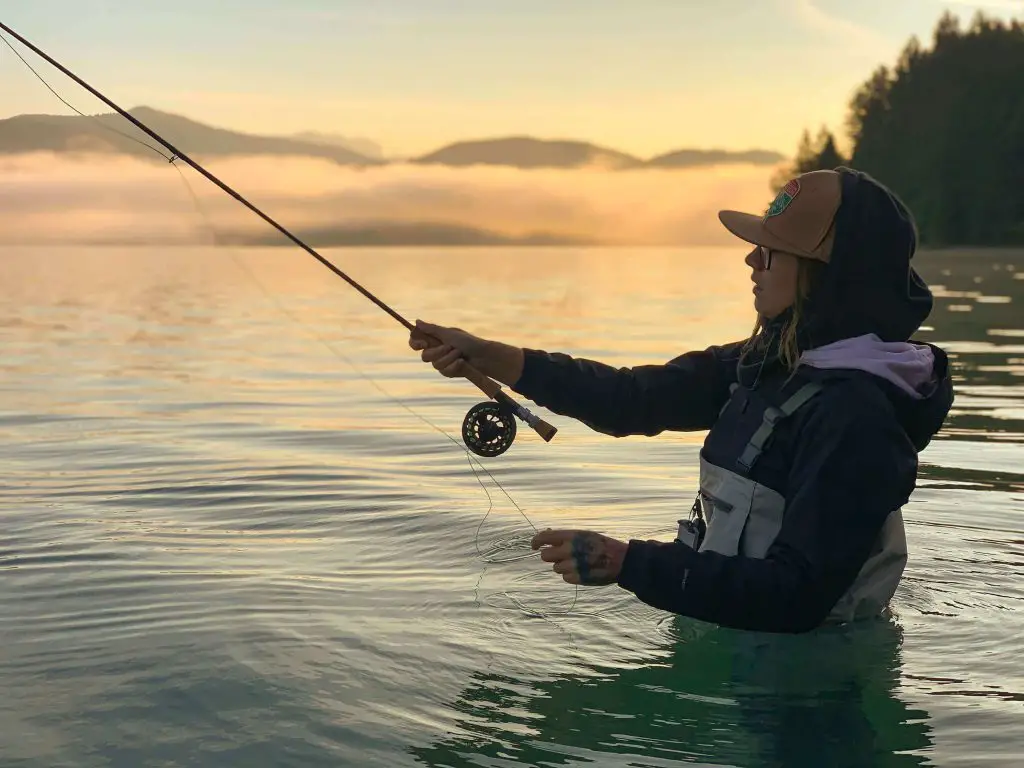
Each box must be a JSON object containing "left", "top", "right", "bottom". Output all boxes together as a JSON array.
[
  {"left": 174, "top": 174, "right": 584, "bottom": 618},
  {"left": 171, "top": 165, "right": 579, "bottom": 607},
  {"left": 0, "top": 23, "right": 600, "bottom": 618}
]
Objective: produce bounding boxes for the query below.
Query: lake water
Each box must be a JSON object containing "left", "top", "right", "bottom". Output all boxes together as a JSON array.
[{"left": 1, "top": 244, "right": 1021, "bottom": 767}]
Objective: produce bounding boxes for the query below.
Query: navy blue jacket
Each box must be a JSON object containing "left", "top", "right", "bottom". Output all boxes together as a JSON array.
[
  {"left": 512, "top": 339, "right": 952, "bottom": 633},
  {"left": 510, "top": 167, "right": 955, "bottom": 633}
]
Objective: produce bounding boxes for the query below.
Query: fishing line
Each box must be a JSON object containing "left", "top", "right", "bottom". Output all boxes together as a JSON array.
[
  {"left": 170, "top": 163, "right": 536, "bottom": 549},
  {"left": 169, "top": 162, "right": 581, "bottom": 615},
  {"left": 0, "top": 32, "right": 172, "bottom": 162},
  {"left": 0, "top": 24, "right": 592, "bottom": 617}
]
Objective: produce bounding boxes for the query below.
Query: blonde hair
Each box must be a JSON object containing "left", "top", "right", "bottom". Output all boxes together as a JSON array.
[{"left": 744, "top": 258, "right": 824, "bottom": 371}]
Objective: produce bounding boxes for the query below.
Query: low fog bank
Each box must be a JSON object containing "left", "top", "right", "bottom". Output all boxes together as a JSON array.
[{"left": 0, "top": 153, "right": 782, "bottom": 247}]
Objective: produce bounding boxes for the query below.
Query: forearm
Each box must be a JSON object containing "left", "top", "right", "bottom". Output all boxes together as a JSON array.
[
  {"left": 511, "top": 346, "right": 738, "bottom": 436},
  {"left": 509, "top": 350, "right": 644, "bottom": 434},
  {"left": 616, "top": 539, "right": 833, "bottom": 634},
  {"left": 475, "top": 340, "right": 525, "bottom": 388}
]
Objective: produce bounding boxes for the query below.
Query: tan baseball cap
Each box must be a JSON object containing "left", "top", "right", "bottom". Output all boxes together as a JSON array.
[{"left": 718, "top": 169, "right": 842, "bottom": 263}]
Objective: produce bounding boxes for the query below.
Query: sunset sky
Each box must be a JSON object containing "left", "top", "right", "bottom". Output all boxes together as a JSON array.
[{"left": 3, "top": 0, "right": 1022, "bottom": 158}]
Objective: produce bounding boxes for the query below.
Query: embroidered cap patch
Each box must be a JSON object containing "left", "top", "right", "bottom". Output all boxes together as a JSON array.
[{"left": 764, "top": 178, "right": 801, "bottom": 219}]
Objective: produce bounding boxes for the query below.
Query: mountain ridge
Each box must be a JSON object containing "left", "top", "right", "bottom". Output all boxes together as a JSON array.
[{"left": 0, "top": 106, "right": 787, "bottom": 170}]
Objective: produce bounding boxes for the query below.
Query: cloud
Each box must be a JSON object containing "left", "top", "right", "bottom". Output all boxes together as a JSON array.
[
  {"left": 787, "top": 0, "right": 894, "bottom": 59},
  {"left": 0, "top": 152, "right": 782, "bottom": 247}
]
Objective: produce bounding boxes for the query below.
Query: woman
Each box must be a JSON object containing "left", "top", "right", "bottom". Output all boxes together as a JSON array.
[{"left": 409, "top": 167, "right": 954, "bottom": 634}]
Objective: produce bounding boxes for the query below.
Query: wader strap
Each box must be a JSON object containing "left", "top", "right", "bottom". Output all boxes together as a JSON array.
[
  {"left": 735, "top": 382, "right": 824, "bottom": 473},
  {"left": 718, "top": 382, "right": 741, "bottom": 418}
]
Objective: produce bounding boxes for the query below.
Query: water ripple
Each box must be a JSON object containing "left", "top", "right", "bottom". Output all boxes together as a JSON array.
[{"left": 0, "top": 246, "right": 1021, "bottom": 767}]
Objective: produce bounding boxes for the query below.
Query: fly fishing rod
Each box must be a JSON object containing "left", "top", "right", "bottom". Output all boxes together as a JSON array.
[{"left": 0, "top": 20, "right": 557, "bottom": 458}]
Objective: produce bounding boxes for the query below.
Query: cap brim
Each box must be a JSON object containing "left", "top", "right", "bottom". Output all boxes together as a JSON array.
[{"left": 718, "top": 209, "right": 808, "bottom": 256}]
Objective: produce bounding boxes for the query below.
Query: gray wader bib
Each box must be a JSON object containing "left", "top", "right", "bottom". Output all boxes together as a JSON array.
[{"left": 676, "top": 382, "right": 909, "bottom": 625}]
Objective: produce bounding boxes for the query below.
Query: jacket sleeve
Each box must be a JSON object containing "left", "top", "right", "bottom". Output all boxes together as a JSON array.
[
  {"left": 615, "top": 392, "right": 918, "bottom": 633},
  {"left": 510, "top": 342, "right": 744, "bottom": 436}
]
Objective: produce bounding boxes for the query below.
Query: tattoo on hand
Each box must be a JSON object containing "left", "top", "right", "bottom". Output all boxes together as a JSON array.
[{"left": 571, "top": 533, "right": 612, "bottom": 584}]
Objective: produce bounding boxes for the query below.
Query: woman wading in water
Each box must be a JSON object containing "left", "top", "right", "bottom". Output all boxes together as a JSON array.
[{"left": 411, "top": 167, "right": 953, "bottom": 633}]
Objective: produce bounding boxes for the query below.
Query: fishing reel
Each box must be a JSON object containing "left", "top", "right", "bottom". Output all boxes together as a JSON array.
[{"left": 462, "top": 401, "right": 517, "bottom": 457}]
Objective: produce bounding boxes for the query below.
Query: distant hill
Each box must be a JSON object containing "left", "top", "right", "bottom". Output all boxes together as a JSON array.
[
  {"left": 411, "top": 136, "right": 643, "bottom": 170},
  {"left": 0, "top": 106, "right": 380, "bottom": 165},
  {"left": 646, "top": 148, "right": 785, "bottom": 168},
  {"left": 413, "top": 139, "right": 785, "bottom": 170},
  {"left": 0, "top": 107, "right": 786, "bottom": 170}
]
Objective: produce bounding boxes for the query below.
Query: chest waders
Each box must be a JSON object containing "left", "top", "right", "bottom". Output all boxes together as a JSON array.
[{"left": 676, "top": 382, "right": 909, "bottom": 625}]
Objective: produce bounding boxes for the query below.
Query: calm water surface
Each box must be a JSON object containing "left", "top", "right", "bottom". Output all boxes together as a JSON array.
[{"left": 1, "top": 245, "right": 1022, "bottom": 767}]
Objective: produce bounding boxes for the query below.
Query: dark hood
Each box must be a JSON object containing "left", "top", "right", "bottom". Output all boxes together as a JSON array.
[
  {"left": 896, "top": 342, "right": 954, "bottom": 451},
  {"left": 803, "top": 166, "right": 934, "bottom": 346}
]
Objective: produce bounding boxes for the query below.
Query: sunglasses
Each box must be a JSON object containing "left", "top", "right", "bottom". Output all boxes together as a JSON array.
[{"left": 754, "top": 245, "right": 774, "bottom": 270}]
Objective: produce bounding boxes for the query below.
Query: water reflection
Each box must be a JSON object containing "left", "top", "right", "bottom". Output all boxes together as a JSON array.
[
  {"left": 915, "top": 249, "right": 1024, "bottom": 394},
  {"left": 411, "top": 618, "right": 933, "bottom": 768},
  {"left": 1, "top": 244, "right": 1022, "bottom": 767}
]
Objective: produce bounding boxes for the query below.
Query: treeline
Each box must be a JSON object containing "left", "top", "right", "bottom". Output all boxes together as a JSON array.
[{"left": 779, "top": 11, "right": 1024, "bottom": 246}]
